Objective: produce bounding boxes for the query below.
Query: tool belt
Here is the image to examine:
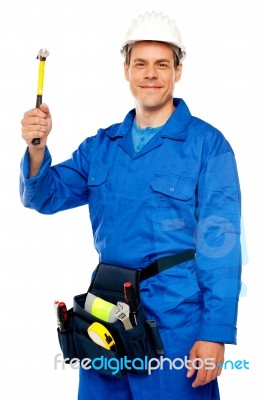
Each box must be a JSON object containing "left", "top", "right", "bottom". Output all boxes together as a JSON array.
[{"left": 57, "top": 250, "right": 195, "bottom": 378}]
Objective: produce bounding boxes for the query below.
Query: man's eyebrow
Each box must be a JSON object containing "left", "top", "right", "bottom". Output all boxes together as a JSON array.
[
  {"left": 133, "top": 58, "right": 171, "bottom": 63},
  {"left": 132, "top": 58, "right": 146, "bottom": 63}
]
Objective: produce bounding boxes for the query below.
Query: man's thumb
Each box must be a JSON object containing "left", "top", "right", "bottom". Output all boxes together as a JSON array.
[
  {"left": 186, "top": 349, "right": 196, "bottom": 378},
  {"left": 39, "top": 103, "right": 50, "bottom": 115}
]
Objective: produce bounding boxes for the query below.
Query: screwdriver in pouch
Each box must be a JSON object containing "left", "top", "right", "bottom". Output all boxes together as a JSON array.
[
  {"left": 123, "top": 282, "right": 138, "bottom": 327},
  {"left": 55, "top": 301, "right": 68, "bottom": 332}
]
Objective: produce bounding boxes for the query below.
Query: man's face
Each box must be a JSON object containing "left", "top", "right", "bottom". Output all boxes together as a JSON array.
[{"left": 124, "top": 41, "right": 182, "bottom": 112}]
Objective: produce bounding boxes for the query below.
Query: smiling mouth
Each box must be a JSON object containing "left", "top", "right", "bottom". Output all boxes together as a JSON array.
[{"left": 139, "top": 86, "right": 162, "bottom": 90}]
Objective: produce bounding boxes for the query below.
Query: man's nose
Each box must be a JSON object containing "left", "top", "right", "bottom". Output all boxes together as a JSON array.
[{"left": 144, "top": 65, "right": 158, "bottom": 79}]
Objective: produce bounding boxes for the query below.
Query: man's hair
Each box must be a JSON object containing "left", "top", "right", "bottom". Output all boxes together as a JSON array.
[{"left": 125, "top": 45, "right": 180, "bottom": 69}]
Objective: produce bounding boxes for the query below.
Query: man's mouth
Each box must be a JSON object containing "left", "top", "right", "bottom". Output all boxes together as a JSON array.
[{"left": 139, "top": 85, "right": 162, "bottom": 90}]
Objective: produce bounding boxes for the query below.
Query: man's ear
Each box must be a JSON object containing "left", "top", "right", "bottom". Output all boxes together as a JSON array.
[
  {"left": 175, "top": 64, "right": 183, "bottom": 82},
  {"left": 124, "top": 62, "right": 129, "bottom": 81}
]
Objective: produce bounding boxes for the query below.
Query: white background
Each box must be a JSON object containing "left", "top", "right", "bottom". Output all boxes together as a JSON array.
[{"left": 0, "top": 0, "right": 265, "bottom": 398}]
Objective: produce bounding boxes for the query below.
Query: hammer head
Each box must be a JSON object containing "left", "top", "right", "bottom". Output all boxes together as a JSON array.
[{"left": 36, "top": 48, "right": 50, "bottom": 61}]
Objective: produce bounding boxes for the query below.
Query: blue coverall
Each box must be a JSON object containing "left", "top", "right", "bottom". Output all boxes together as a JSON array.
[{"left": 20, "top": 98, "right": 242, "bottom": 399}]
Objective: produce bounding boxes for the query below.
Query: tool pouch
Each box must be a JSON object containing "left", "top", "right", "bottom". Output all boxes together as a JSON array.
[
  {"left": 57, "top": 263, "right": 164, "bottom": 378},
  {"left": 57, "top": 251, "right": 195, "bottom": 377}
]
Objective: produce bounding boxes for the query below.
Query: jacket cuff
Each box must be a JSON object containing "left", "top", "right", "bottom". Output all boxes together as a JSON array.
[
  {"left": 20, "top": 147, "right": 51, "bottom": 207},
  {"left": 21, "top": 146, "right": 51, "bottom": 183},
  {"left": 196, "top": 323, "right": 237, "bottom": 344}
]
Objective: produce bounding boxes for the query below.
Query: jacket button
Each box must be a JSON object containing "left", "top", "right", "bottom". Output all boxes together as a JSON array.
[{"left": 170, "top": 187, "right": 175, "bottom": 192}]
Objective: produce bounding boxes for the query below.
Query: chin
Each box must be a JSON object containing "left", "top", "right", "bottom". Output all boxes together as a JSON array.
[
  {"left": 139, "top": 97, "right": 162, "bottom": 107},
  {"left": 140, "top": 98, "right": 167, "bottom": 110}
]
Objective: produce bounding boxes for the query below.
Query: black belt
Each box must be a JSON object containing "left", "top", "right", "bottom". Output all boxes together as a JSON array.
[
  {"left": 139, "top": 249, "right": 195, "bottom": 282},
  {"left": 92, "top": 250, "right": 195, "bottom": 302}
]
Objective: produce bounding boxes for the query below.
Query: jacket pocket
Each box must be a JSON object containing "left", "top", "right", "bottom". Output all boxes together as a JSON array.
[
  {"left": 87, "top": 164, "right": 111, "bottom": 218},
  {"left": 87, "top": 164, "right": 111, "bottom": 187},
  {"left": 150, "top": 172, "right": 197, "bottom": 207}
]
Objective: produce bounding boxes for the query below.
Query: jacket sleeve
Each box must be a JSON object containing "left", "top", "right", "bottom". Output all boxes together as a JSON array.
[
  {"left": 195, "top": 143, "right": 242, "bottom": 344},
  {"left": 19, "top": 138, "right": 93, "bottom": 214}
]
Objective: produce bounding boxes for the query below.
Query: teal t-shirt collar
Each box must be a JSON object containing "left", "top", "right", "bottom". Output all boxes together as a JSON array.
[{"left": 132, "top": 118, "right": 163, "bottom": 152}]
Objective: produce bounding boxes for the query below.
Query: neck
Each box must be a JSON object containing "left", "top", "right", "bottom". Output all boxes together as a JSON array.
[{"left": 135, "top": 99, "right": 175, "bottom": 128}]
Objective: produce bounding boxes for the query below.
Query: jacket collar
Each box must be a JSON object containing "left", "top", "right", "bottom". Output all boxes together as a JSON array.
[{"left": 106, "top": 98, "right": 192, "bottom": 141}]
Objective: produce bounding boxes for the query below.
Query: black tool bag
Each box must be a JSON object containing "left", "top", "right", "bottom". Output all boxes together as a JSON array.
[{"left": 57, "top": 250, "right": 195, "bottom": 378}]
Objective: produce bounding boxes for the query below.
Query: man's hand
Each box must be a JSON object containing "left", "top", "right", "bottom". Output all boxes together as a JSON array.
[
  {"left": 21, "top": 103, "right": 52, "bottom": 149},
  {"left": 187, "top": 341, "right": 224, "bottom": 388},
  {"left": 21, "top": 103, "right": 52, "bottom": 177}
]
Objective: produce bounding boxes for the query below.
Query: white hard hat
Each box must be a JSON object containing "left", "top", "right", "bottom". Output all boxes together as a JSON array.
[{"left": 120, "top": 11, "right": 186, "bottom": 62}]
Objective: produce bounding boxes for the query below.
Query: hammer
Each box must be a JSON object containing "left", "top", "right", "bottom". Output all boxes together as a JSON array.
[{"left": 32, "top": 48, "right": 50, "bottom": 145}]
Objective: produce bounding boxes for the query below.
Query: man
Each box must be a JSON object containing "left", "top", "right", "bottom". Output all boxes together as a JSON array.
[{"left": 20, "top": 11, "right": 241, "bottom": 400}]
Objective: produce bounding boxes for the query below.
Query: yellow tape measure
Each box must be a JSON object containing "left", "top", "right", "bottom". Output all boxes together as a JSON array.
[{"left": 87, "top": 322, "right": 115, "bottom": 350}]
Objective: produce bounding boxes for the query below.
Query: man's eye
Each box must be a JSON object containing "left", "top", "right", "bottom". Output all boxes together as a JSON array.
[
  {"left": 158, "top": 63, "right": 168, "bottom": 68},
  {"left": 135, "top": 63, "right": 145, "bottom": 68}
]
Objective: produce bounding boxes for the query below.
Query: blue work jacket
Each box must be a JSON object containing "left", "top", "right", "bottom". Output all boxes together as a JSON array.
[{"left": 20, "top": 98, "right": 241, "bottom": 345}]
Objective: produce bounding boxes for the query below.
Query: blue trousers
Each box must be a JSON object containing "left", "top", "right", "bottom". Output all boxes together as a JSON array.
[{"left": 78, "top": 365, "right": 220, "bottom": 400}]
